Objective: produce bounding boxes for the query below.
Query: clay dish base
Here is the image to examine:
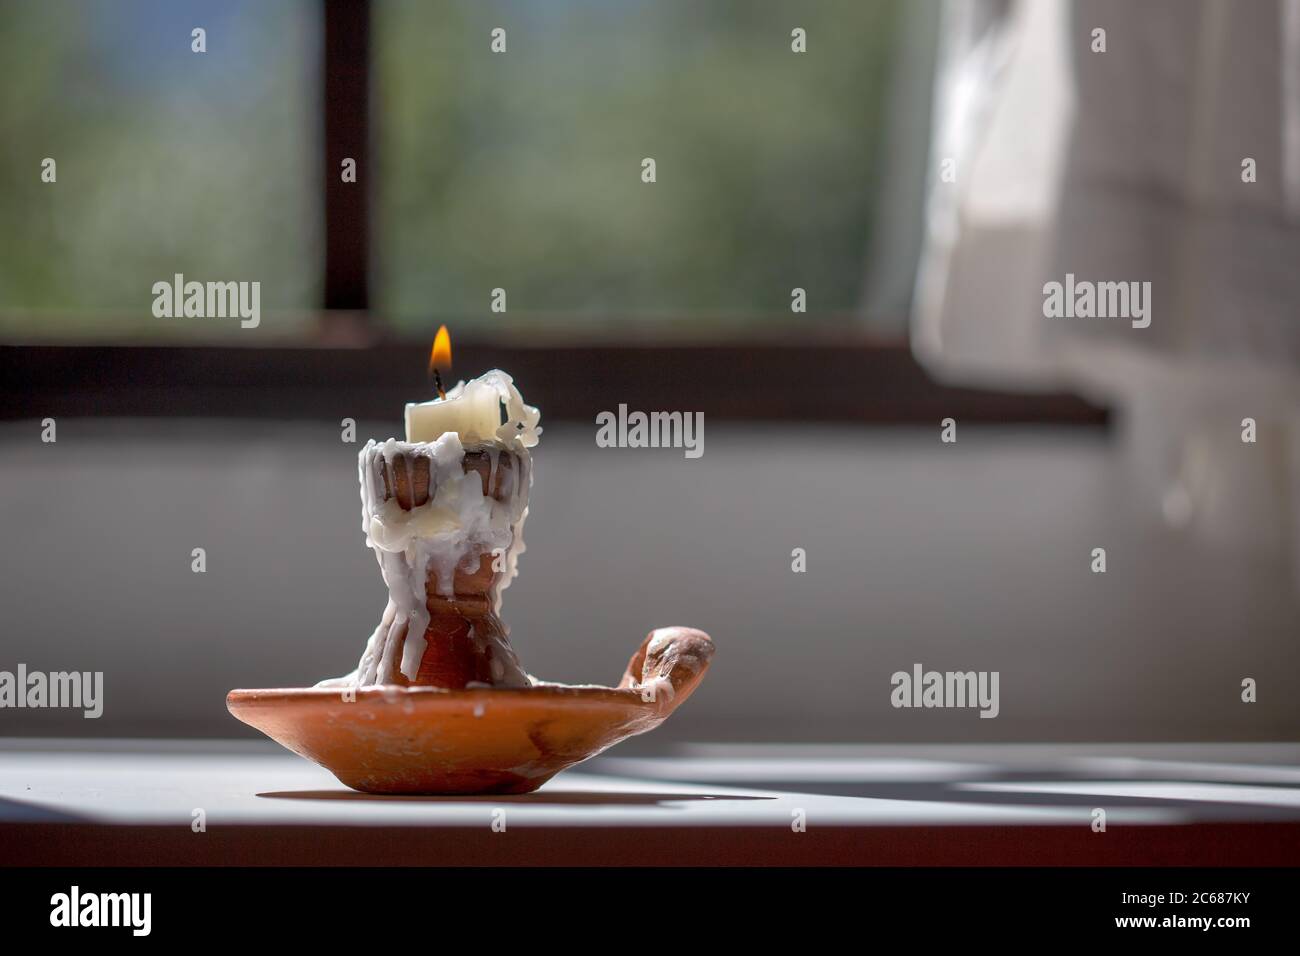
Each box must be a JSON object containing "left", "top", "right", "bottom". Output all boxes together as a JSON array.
[{"left": 227, "top": 626, "right": 713, "bottom": 795}]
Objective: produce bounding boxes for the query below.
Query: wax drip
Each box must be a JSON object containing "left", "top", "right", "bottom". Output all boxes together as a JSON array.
[{"left": 317, "top": 372, "right": 539, "bottom": 689}]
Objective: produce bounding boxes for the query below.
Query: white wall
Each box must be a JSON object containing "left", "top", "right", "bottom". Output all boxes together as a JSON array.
[{"left": 1, "top": 418, "right": 1295, "bottom": 744}]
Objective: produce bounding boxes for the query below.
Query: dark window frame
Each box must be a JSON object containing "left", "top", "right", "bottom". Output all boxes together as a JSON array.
[
  {"left": 0, "top": 0, "right": 1108, "bottom": 427},
  {"left": 324, "top": 0, "right": 369, "bottom": 314}
]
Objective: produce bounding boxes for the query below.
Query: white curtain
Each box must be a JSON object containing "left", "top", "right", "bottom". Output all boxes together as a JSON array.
[{"left": 913, "top": 0, "right": 1300, "bottom": 584}]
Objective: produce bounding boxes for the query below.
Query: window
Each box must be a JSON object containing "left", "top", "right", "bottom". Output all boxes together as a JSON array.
[
  {"left": 0, "top": 1, "right": 1101, "bottom": 426},
  {"left": 374, "top": 0, "right": 912, "bottom": 338},
  {"left": 0, "top": 0, "right": 924, "bottom": 344},
  {"left": 0, "top": 0, "right": 320, "bottom": 341}
]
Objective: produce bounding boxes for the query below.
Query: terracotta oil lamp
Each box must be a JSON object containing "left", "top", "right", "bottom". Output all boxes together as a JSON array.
[{"left": 227, "top": 330, "right": 714, "bottom": 794}]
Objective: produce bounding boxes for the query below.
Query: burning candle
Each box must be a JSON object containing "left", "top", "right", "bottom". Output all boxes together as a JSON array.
[
  {"left": 320, "top": 326, "right": 542, "bottom": 689},
  {"left": 404, "top": 326, "right": 540, "bottom": 446}
]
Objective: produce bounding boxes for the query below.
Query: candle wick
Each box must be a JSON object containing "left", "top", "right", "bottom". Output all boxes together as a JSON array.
[{"left": 433, "top": 369, "right": 447, "bottom": 401}]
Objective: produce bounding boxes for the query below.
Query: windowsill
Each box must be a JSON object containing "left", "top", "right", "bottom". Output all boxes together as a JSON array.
[{"left": 0, "top": 334, "right": 1108, "bottom": 426}]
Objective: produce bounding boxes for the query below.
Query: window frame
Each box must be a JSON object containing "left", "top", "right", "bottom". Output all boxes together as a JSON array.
[{"left": 0, "top": 0, "right": 1108, "bottom": 428}]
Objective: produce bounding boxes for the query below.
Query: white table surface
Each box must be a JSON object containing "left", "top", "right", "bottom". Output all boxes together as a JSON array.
[{"left": 5, "top": 740, "right": 1299, "bottom": 865}]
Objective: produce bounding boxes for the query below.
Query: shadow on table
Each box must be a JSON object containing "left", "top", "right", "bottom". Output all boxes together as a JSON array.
[
  {"left": 579, "top": 759, "right": 1300, "bottom": 821},
  {"left": 0, "top": 794, "right": 89, "bottom": 823}
]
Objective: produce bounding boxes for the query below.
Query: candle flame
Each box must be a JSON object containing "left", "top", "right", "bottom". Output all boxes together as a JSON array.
[{"left": 429, "top": 325, "right": 452, "bottom": 374}]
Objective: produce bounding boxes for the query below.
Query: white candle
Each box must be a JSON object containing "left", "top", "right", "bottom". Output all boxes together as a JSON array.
[{"left": 404, "top": 370, "right": 541, "bottom": 446}]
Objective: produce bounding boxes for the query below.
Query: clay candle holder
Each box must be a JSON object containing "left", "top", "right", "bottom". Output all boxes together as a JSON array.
[
  {"left": 347, "top": 443, "right": 533, "bottom": 690},
  {"left": 227, "top": 365, "right": 714, "bottom": 795}
]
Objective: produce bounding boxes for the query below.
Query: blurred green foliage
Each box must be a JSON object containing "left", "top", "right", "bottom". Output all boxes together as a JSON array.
[
  {"left": 0, "top": 0, "right": 319, "bottom": 340},
  {"left": 0, "top": 0, "right": 903, "bottom": 342},
  {"left": 376, "top": 0, "right": 904, "bottom": 337}
]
